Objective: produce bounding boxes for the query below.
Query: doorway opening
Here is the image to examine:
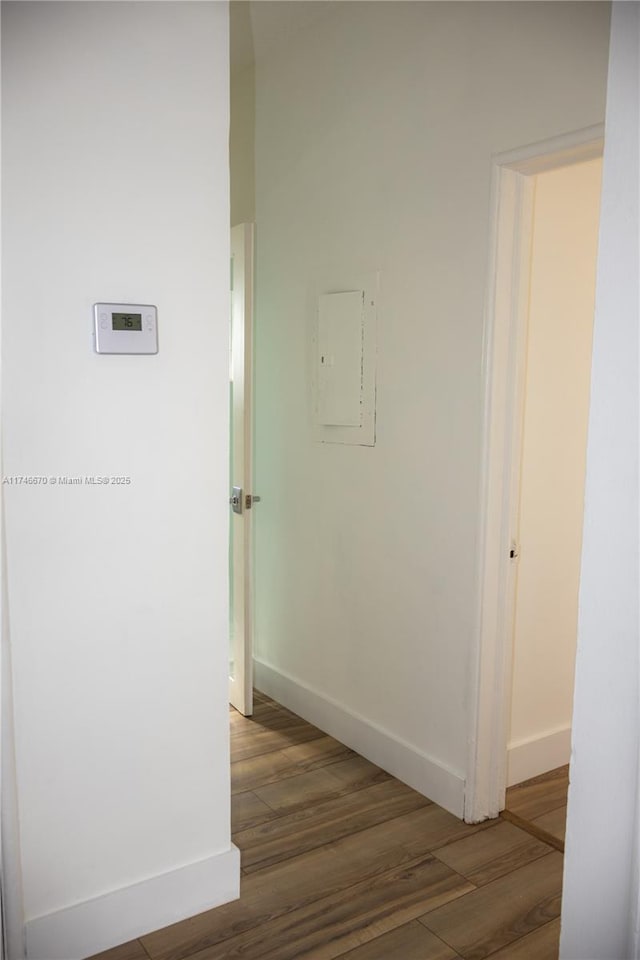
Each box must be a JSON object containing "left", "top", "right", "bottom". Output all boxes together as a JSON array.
[{"left": 466, "top": 124, "right": 604, "bottom": 824}]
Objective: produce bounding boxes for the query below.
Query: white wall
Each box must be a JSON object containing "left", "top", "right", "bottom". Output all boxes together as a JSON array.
[
  {"left": 507, "top": 158, "right": 602, "bottom": 787},
  {"left": 252, "top": 1, "right": 611, "bottom": 815},
  {"left": 1, "top": 509, "right": 25, "bottom": 960},
  {"left": 231, "top": 64, "right": 255, "bottom": 228},
  {"left": 2, "top": 3, "right": 237, "bottom": 957},
  {"left": 560, "top": 3, "right": 640, "bottom": 957},
  {"left": 230, "top": 1, "right": 255, "bottom": 228}
]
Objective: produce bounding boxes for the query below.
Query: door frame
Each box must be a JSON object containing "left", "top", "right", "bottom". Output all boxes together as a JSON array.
[
  {"left": 465, "top": 124, "right": 605, "bottom": 823},
  {"left": 229, "top": 222, "right": 255, "bottom": 717}
]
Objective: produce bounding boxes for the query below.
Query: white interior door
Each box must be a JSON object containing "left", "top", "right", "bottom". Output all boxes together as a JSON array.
[{"left": 229, "top": 223, "right": 255, "bottom": 716}]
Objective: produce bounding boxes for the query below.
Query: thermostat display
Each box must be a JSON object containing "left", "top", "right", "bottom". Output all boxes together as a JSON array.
[
  {"left": 112, "top": 312, "right": 142, "bottom": 331},
  {"left": 94, "top": 303, "right": 158, "bottom": 354}
]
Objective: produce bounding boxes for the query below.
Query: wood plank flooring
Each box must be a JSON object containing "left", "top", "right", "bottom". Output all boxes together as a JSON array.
[
  {"left": 90, "top": 694, "right": 568, "bottom": 960},
  {"left": 503, "top": 765, "right": 569, "bottom": 852}
]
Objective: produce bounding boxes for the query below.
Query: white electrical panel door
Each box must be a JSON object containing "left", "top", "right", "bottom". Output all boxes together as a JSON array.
[
  {"left": 94, "top": 303, "right": 158, "bottom": 354},
  {"left": 316, "top": 290, "right": 364, "bottom": 426}
]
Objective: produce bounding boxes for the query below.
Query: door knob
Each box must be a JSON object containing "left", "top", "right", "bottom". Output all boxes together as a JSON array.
[{"left": 229, "top": 486, "right": 243, "bottom": 514}]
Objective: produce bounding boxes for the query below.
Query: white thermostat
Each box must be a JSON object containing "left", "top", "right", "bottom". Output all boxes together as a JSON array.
[{"left": 93, "top": 303, "right": 158, "bottom": 354}]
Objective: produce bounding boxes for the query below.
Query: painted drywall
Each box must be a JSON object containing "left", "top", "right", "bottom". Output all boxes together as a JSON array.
[
  {"left": 231, "top": 4, "right": 255, "bottom": 227},
  {"left": 2, "top": 2, "right": 236, "bottom": 956},
  {"left": 1, "top": 506, "right": 25, "bottom": 958},
  {"left": 560, "top": 3, "right": 640, "bottom": 957},
  {"left": 507, "top": 158, "right": 602, "bottom": 787},
  {"left": 231, "top": 65, "right": 255, "bottom": 227},
  {"left": 252, "top": 1, "right": 611, "bottom": 811}
]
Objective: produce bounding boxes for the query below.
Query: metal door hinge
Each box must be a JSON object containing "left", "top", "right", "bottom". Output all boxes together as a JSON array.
[{"left": 245, "top": 494, "right": 261, "bottom": 509}]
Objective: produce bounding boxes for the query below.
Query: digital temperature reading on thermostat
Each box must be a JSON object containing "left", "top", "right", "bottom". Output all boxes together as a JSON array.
[
  {"left": 112, "top": 312, "right": 142, "bottom": 331},
  {"left": 93, "top": 302, "right": 158, "bottom": 354}
]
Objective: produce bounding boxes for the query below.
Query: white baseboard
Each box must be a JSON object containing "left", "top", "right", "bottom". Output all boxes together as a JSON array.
[
  {"left": 254, "top": 658, "right": 465, "bottom": 818},
  {"left": 507, "top": 726, "right": 572, "bottom": 787},
  {"left": 25, "top": 845, "right": 240, "bottom": 960}
]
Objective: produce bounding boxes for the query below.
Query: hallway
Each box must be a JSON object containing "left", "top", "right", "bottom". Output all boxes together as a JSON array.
[{"left": 94, "top": 691, "right": 564, "bottom": 960}]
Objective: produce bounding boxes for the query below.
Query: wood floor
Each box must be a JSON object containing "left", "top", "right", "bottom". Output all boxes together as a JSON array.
[
  {"left": 92, "top": 693, "right": 569, "bottom": 960},
  {"left": 503, "top": 765, "right": 568, "bottom": 853}
]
